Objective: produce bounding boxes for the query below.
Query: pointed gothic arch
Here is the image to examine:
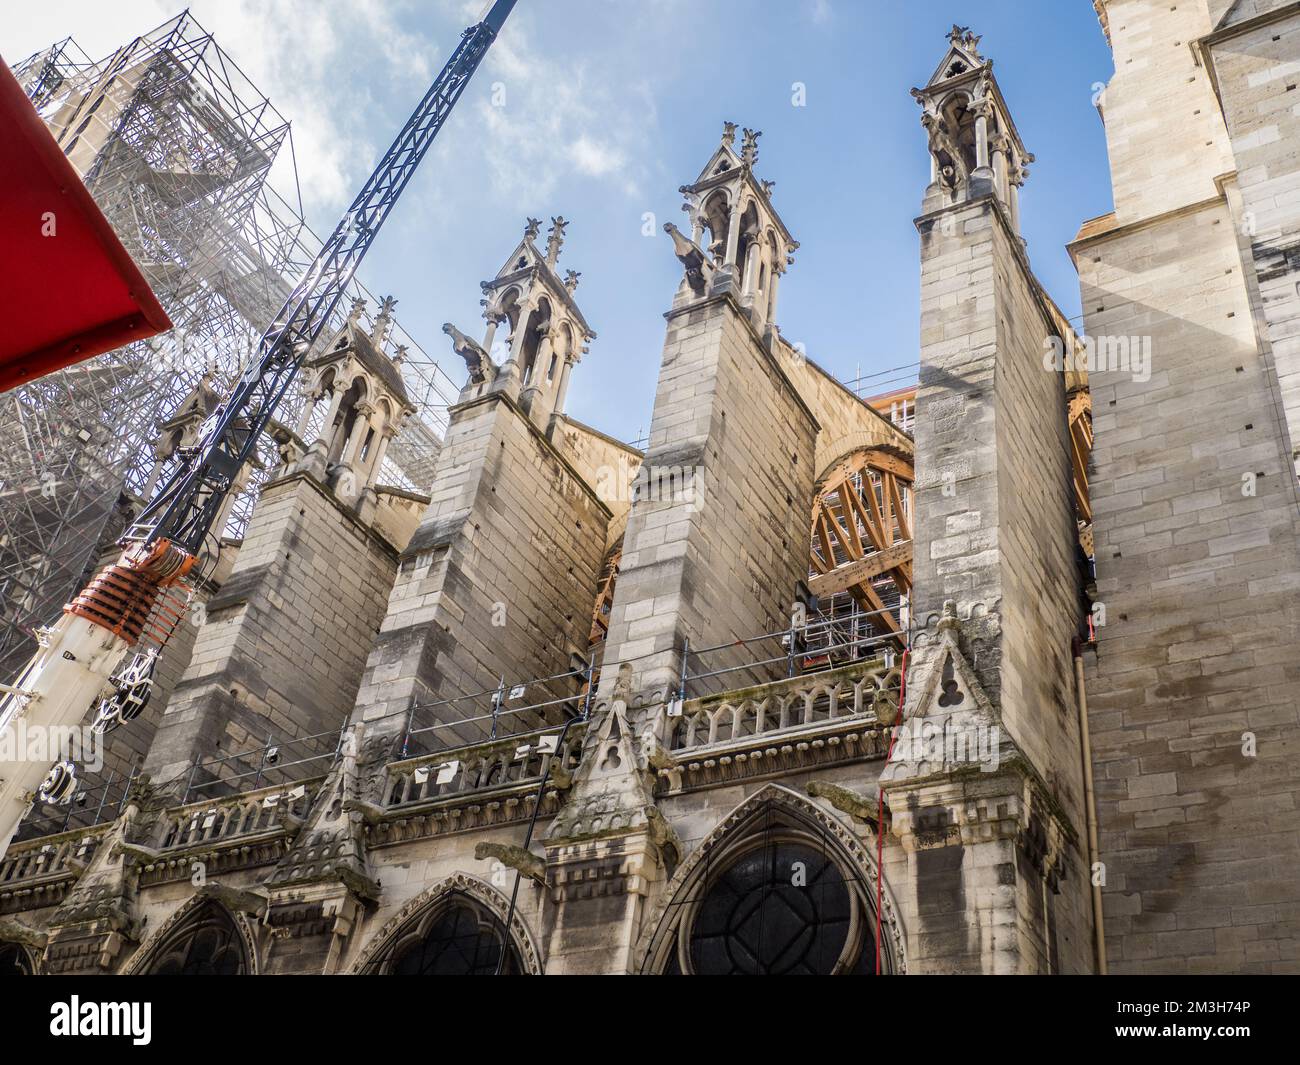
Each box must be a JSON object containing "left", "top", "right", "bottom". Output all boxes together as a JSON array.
[
  {"left": 350, "top": 872, "right": 542, "bottom": 975},
  {"left": 0, "top": 941, "right": 36, "bottom": 974},
  {"left": 125, "top": 896, "right": 258, "bottom": 975},
  {"left": 635, "top": 784, "right": 906, "bottom": 974}
]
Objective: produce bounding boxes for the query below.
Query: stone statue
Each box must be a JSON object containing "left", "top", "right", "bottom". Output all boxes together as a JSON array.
[
  {"left": 442, "top": 322, "right": 495, "bottom": 384},
  {"left": 663, "top": 222, "right": 712, "bottom": 296}
]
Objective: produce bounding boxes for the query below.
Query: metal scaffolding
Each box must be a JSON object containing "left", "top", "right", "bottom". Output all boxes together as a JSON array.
[{"left": 0, "top": 13, "right": 459, "bottom": 679}]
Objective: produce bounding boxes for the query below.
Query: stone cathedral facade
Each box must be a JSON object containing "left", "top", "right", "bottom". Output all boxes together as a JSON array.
[{"left": 2, "top": 3, "right": 1298, "bottom": 976}]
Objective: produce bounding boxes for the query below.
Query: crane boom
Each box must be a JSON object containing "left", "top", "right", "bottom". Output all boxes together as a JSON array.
[
  {"left": 0, "top": 0, "right": 517, "bottom": 857},
  {"left": 126, "top": 0, "right": 516, "bottom": 554}
]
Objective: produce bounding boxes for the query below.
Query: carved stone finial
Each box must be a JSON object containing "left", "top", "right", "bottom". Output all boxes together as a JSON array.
[
  {"left": 372, "top": 295, "right": 397, "bottom": 347},
  {"left": 563, "top": 269, "right": 581, "bottom": 293},
  {"left": 545, "top": 216, "right": 568, "bottom": 265},
  {"left": 347, "top": 296, "right": 367, "bottom": 324},
  {"left": 947, "top": 23, "right": 982, "bottom": 56},
  {"left": 721, "top": 120, "right": 737, "bottom": 147},
  {"left": 741, "top": 127, "right": 762, "bottom": 166},
  {"left": 760, "top": 178, "right": 776, "bottom": 198},
  {"left": 392, "top": 343, "right": 408, "bottom": 365},
  {"left": 524, "top": 216, "right": 542, "bottom": 242}
]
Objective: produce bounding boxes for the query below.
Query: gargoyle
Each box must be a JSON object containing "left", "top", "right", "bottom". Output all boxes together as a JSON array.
[
  {"left": 645, "top": 805, "right": 683, "bottom": 868},
  {"left": 474, "top": 841, "right": 546, "bottom": 886},
  {"left": 662, "top": 222, "right": 713, "bottom": 296},
  {"left": 442, "top": 322, "right": 495, "bottom": 385},
  {"left": 0, "top": 917, "right": 48, "bottom": 950},
  {"left": 807, "top": 780, "right": 883, "bottom": 830},
  {"left": 196, "top": 881, "right": 269, "bottom": 919}
]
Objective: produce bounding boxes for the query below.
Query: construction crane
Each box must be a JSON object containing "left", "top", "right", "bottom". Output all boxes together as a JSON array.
[{"left": 0, "top": 0, "right": 518, "bottom": 856}]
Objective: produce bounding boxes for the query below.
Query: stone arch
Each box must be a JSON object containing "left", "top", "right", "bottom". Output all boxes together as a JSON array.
[
  {"left": 349, "top": 872, "right": 543, "bottom": 975},
  {"left": 0, "top": 940, "right": 39, "bottom": 974},
  {"left": 815, "top": 429, "right": 909, "bottom": 487},
  {"left": 123, "top": 894, "right": 260, "bottom": 975},
  {"left": 634, "top": 783, "right": 906, "bottom": 974},
  {"left": 700, "top": 188, "right": 732, "bottom": 261}
]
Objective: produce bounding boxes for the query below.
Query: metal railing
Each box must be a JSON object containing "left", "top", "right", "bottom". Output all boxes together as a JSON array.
[
  {"left": 181, "top": 726, "right": 345, "bottom": 805},
  {"left": 397, "top": 659, "right": 596, "bottom": 759},
  {"left": 13, "top": 767, "right": 138, "bottom": 843},
  {"left": 678, "top": 606, "right": 903, "bottom": 702}
]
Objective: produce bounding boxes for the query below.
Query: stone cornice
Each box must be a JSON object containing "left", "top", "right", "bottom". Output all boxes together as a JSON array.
[{"left": 656, "top": 718, "right": 889, "bottom": 796}]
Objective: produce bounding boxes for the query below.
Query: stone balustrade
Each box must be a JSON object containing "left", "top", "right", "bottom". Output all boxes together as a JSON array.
[
  {"left": 668, "top": 658, "right": 898, "bottom": 753},
  {"left": 0, "top": 826, "right": 106, "bottom": 888},
  {"left": 384, "top": 725, "right": 585, "bottom": 810},
  {"left": 158, "top": 780, "right": 320, "bottom": 851}
]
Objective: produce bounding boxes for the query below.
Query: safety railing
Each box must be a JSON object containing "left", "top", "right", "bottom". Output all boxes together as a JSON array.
[
  {"left": 13, "top": 768, "right": 138, "bottom": 843},
  {"left": 180, "top": 727, "right": 345, "bottom": 805},
  {"left": 384, "top": 721, "right": 586, "bottom": 810},
  {"left": 677, "top": 606, "right": 903, "bottom": 702},
  {"left": 397, "top": 659, "right": 595, "bottom": 759}
]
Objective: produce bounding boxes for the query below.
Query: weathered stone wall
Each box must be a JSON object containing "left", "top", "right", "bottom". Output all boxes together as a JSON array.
[
  {"left": 898, "top": 190, "right": 1092, "bottom": 974},
  {"left": 143, "top": 472, "right": 399, "bottom": 787},
  {"left": 1205, "top": 2, "right": 1300, "bottom": 473},
  {"left": 352, "top": 395, "right": 610, "bottom": 742},
  {"left": 777, "top": 342, "right": 912, "bottom": 478},
  {"left": 1097, "top": 0, "right": 1234, "bottom": 225},
  {"left": 548, "top": 414, "right": 643, "bottom": 550},
  {"left": 597, "top": 295, "right": 819, "bottom": 702},
  {"left": 1076, "top": 0, "right": 1300, "bottom": 974}
]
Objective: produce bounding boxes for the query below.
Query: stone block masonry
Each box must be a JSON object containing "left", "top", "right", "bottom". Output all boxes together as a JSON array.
[
  {"left": 596, "top": 294, "right": 818, "bottom": 707},
  {"left": 143, "top": 470, "right": 400, "bottom": 786},
  {"left": 351, "top": 392, "right": 610, "bottom": 742},
  {"left": 1076, "top": 0, "right": 1300, "bottom": 974}
]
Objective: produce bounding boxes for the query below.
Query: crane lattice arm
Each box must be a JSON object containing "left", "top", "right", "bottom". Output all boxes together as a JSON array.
[
  {"left": 0, "top": 0, "right": 517, "bottom": 858},
  {"left": 128, "top": 0, "right": 517, "bottom": 555}
]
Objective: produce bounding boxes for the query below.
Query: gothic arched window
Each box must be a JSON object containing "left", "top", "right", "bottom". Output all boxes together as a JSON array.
[
  {"left": 380, "top": 894, "right": 521, "bottom": 975},
  {"left": 645, "top": 795, "right": 892, "bottom": 975},
  {"left": 0, "top": 942, "right": 34, "bottom": 975},
  {"left": 142, "top": 902, "right": 249, "bottom": 976},
  {"left": 688, "top": 839, "right": 860, "bottom": 975}
]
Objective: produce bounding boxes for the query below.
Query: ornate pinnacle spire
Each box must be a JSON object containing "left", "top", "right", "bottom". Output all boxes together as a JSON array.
[
  {"left": 372, "top": 295, "right": 397, "bottom": 347},
  {"left": 524, "top": 216, "right": 542, "bottom": 242},
  {"left": 347, "top": 296, "right": 367, "bottom": 324},
  {"left": 721, "top": 120, "right": 737, "bottom": 148},
  {"left": 947, "top": 23, "right": 982, "bottom": 56},
  {"left": 545, "top": 216, "right": 568, "bottom": 265},
  {"left": 741, "top": 127, "right": 762, "bottom": 166}
]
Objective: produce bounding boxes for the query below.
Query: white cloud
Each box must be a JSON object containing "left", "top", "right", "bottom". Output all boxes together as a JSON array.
[
  {"left": 6, "top": 0, "right": 440, "bottom": 219},
  {"left": 572, "top": 136, "right": 627, "bottom": 178},
  {"left": 464, "top": 4, "right": 653, "bottom": 204},
  {"left": 806, "top": 0, "right": 833, "bottom": 27}
]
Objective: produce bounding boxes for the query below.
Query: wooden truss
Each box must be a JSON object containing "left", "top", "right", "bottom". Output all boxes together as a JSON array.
[{"left": 808, "top": 447, "right": 914, "bottom": 636}]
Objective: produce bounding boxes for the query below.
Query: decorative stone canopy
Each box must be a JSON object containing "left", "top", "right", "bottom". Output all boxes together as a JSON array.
[
  {"left": 447, "top": 217, "right": 596, "bottom": 426},
  {"left": 912, "top": 27, "right": 1033, "bottom": 229},
  {"left": 665, "top": 121, "right": 799, "bottom": 334}
]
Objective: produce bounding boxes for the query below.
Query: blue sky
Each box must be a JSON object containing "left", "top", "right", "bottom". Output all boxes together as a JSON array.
[{"left": 8, "top": 0, "right": 1116, "bottom": 444}]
